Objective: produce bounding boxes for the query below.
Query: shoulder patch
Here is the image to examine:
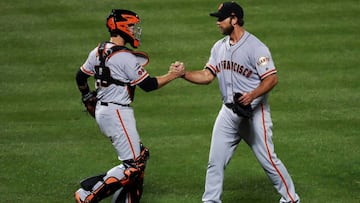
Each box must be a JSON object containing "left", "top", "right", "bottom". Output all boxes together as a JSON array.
[{"left": 257, "top": 56, "right": 269, "bottom": 66}]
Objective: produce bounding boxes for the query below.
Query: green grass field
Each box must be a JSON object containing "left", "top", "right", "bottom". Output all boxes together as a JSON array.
[{"left": 1, "top": 0, "right": 359, "bottom": 202}]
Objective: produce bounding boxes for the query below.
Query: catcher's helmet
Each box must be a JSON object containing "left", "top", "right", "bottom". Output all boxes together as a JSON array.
[{"left": 106, "top": 9, "right": 141, "bottom": 48}]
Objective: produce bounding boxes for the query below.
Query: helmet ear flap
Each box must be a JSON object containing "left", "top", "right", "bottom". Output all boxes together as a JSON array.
[{"left": 106, "top": 17, "right": 116, "bottom": 31}]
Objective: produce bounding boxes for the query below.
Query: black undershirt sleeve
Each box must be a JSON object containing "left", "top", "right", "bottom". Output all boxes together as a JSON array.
[
  {"left": 205, "top": 67, "right": 217, "bottom": 77},
  {"left": 75, "top": 70, "right": 91, "bottom": 95},
  {"left": 138, "top": 76, "right": 158, "bottom": 92}
]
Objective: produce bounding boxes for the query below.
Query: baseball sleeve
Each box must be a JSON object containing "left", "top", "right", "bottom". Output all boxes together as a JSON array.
[
  {"left": 253, "top": 46, "right": 276, "bottom": 80},
  {"left": 205, "top": 43, "right": 220, "bottom": 76},
  {"left": 110, "top": 52, "right": 150, "bottom": 86},
  {"left": 80, "top": 47, "right": 98, "bottom": 76}
]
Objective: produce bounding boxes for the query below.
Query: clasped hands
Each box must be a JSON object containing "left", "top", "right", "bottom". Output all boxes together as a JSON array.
[{"left": 169, "top": 61, "right": 185, "bottom": 78}]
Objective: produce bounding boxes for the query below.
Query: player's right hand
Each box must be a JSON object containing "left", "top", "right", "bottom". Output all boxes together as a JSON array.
[{"left": 169, "top": 61, "right": 185, "bottom": 77}]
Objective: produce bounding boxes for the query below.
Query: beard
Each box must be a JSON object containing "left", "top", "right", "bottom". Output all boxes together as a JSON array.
[{"left": 221, "top": 24, "right": 234, "bottom": 35}]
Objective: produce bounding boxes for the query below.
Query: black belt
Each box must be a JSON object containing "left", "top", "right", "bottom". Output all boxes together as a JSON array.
[
  {"left": 225, "top": 103, "right": 234, "bottom": 109},
  {"left": 100, "top": 102, "right": 130, "bottom": 107}
]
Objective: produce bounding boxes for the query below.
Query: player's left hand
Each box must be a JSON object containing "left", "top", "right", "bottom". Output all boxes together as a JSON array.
[
  {"left": 82, "top": 91, "right": 97, "bottom": 118},
  {"left": 239, "top": 92, "right": 255, "bottom": 106}
]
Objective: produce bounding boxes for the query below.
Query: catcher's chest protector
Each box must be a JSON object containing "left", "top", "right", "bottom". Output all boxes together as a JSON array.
[{"left": 94, "top": 42, "right": 130, "bottom": 87}]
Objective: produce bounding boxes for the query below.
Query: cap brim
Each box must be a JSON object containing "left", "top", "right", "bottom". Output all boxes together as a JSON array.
[
  {"left": 210, "top": 12, "right": 229, "bottom": 21},
  {"left": 210, "top": 12, "right": 220, "bottom": 17}
]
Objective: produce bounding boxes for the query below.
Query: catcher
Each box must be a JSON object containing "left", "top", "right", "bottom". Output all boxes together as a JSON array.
[{"left": 74, "top": 9, "right": 184, "bottom": 203}]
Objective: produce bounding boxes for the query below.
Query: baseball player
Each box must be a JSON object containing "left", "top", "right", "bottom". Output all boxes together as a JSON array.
[
  {"left": 174, "top": 2, "right": 300, "bottom": 203},
  {"left": 74, "top": 9, "right": 184, "bottom": 203}
]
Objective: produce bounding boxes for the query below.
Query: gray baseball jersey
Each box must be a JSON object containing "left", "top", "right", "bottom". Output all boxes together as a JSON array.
[
  {"left": 80, "top": 43, "right": 150, "bottom": 161},
  {"left": 81, "top": 43, "right": 149, "bottom": 105},
  {"left": 206, "top": 31, "right": 276, "bottom": 107},
  {"left": 202, "top": 31, "right": 300, "bottom": 203}
]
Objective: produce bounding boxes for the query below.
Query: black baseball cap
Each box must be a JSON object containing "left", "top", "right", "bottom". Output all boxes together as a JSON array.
[{"left": 210, "top": 1, "right": 244, "bottom": 21}]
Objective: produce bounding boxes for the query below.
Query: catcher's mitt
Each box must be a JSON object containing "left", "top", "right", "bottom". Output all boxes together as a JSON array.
[
  {"left": 231, "top": 93, "right": 253, "bottom": 119},
  {"left": 82, "top": 91, "right": 97, "bottom": 118}
]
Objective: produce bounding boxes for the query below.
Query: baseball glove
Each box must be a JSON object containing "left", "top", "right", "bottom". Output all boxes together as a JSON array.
[
  {"left": 82, "top": 91, "right": 97, "bottom": 118},
  {"left": 232, "top": 93, "right": 253, "bottom": 119}
]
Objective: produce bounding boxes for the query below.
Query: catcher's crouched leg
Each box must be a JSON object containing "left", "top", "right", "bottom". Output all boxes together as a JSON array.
[
  {"left": 74, "top": 164, "right": 141, "bottom": 203},
  {"left": 75, "top": 145, "right": 150, "bottom": 203}
]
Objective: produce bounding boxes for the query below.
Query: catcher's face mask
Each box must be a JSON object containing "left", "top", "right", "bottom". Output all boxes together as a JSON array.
[{"left": 128, "top": 22, "right": 142, "bottom": 47}]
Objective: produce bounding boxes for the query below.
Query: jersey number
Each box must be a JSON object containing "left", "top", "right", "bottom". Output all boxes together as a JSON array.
[{"left": 94, "top": 65, "right": 112, "bottom": 87}]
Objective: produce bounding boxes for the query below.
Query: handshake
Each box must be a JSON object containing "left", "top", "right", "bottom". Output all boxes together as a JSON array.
[{"left": 169, "top": 61, "right": 185, "bottom": 78}]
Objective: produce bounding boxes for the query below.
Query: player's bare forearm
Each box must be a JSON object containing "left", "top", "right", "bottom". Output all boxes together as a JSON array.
[
  {"left": 240, "top": 74, "right": 278, "bottom": 105},
  {"left": 254, "top": 74, "right": 278, "bottom": 97},
  {"left": 150, "top": 62, "right": 185, "bottom": 89},
  {"left": 182, "top": 69, "right": 215, "bottom": 85},
  {"left": 156, "top": 72, "right": 181, "bottom": 89}
]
